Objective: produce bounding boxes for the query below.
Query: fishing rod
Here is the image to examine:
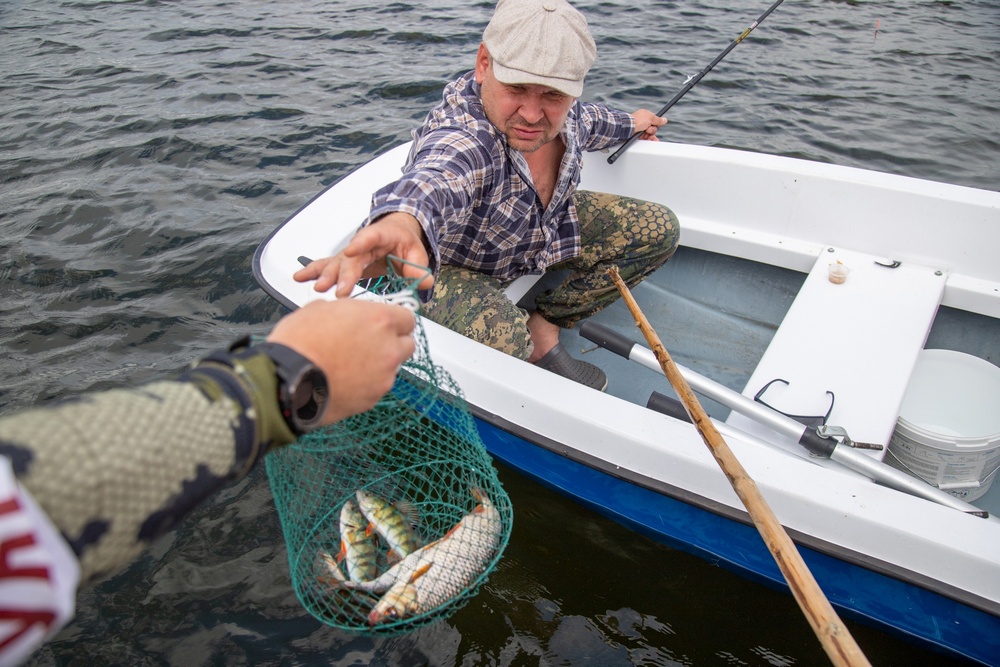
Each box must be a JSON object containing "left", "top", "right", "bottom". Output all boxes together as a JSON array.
[{"left": 607, "top": 0, "right": 787, "bottom": 165}]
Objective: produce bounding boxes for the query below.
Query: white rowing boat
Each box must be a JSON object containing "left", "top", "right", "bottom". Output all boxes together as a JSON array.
[{"left": 254, "top": 140, "right": 1000, "bottom": 665}]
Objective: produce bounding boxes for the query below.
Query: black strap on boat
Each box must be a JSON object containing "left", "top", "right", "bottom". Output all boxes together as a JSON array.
[
  {"left": 797, "top": 426, "right": 838, "bottom": 458},
  {"left": 579, "top": 320, "right": 637, "bottom": 358},
  {"left": 647, "top": 391, "right": 692, "bottom": 423},
  {"left": 607, "top": 0, "right": 788, "bottom": 165}
]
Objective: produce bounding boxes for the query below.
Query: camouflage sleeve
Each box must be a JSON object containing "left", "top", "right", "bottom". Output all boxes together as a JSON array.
[{"left": 0, "top": 347, "right": 297, "bottom": 585}]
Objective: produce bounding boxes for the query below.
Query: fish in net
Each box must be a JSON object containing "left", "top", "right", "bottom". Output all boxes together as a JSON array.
[{"left": 264, "top": 262, "right": 514, "bottom": 634}]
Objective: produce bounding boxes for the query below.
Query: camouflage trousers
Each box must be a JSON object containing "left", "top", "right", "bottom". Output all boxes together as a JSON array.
[{"left": 421, "top": 191, "right": 680, "bottom": 360}]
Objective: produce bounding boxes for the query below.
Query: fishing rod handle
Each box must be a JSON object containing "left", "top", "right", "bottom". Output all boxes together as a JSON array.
[
  {"left": 607, "top": 132, "right": 642, "bottom": 165},
  {"left": 581, "top": 321, "right": 806, "bottom": 440}
]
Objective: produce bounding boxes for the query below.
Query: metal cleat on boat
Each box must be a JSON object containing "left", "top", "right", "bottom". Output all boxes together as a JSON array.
[{"left": 815, "top": 425, "right": 884, "bottom": 451}]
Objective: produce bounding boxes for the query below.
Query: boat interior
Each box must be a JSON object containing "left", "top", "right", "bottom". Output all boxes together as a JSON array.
[{"left": 513, "top": 244, "right": 1000, "bottom": 518}]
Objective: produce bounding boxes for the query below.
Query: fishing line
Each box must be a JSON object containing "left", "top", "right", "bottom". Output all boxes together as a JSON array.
[{"left": 607, "top": 0, "right": 787, "bottom": 165}]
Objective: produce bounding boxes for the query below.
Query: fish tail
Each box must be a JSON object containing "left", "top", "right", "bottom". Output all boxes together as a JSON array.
[{"left": 317, "top": 550, "right": 348, "bottom": 588}]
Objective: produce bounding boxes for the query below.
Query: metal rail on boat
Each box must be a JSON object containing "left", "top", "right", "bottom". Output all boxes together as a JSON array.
[{"left": 580, "top": 321, "right": 990, "bottom": 518}]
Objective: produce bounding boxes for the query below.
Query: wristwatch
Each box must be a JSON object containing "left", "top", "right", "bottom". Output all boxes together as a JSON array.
[{"left": 254, "top": 342, "right": 329, "bottom": 436}]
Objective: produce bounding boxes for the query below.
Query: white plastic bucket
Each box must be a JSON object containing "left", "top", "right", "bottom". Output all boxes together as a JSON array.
[{"left": 888, "top": 349, "right": 1000, "bottom": 501}]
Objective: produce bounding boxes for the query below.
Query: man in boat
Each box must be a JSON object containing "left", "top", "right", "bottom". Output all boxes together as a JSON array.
[
  {"left": 296, "top": 0, "right": 680, "bottom": 391},
  {"left": 0, "top": 299, "right": 415, "bottom": 664}
]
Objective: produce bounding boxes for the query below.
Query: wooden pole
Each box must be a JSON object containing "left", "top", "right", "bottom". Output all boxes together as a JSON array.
[{"left": 608, "top": 267, "right": 871, "bottom": 667}]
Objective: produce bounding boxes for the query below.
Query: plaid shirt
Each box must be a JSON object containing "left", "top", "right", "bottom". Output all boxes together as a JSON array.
[{"left": 367, "top": 71, "right": 635, "bottom": 283}]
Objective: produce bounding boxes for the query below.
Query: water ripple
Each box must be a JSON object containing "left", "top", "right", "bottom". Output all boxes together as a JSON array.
[{"left": 2, "top": 0, "right": 996, "bottom": 665}]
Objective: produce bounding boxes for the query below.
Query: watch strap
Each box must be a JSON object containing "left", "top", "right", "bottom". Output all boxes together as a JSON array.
[
  {"left": 195, "top": 342, "right": 298, "bottom": 460},
  {"left": 252, "top": 342, "right": 314, "bottom": 378}
]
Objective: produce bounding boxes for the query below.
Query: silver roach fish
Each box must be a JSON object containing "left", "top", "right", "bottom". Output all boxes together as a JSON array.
[{"left": 322, "top": 488, "right": 502, "bottom": 625}]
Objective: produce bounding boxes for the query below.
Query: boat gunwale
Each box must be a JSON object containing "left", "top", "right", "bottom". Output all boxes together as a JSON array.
[
  {"left": 581, "top": 141, "right": 1000, "bottom": 319},
  {"left": 468, "top": 396, "right": 1000, "bottom": 621}
]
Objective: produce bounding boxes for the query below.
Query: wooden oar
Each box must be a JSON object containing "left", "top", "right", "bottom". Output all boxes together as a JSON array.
[{"left": 608, "top": 266, "right": 872, "bottom": 667}]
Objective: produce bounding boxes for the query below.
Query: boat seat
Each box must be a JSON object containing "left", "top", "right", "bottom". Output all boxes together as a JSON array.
[{"left": 725, "top": 248, "right": 946, "bottom": 462}]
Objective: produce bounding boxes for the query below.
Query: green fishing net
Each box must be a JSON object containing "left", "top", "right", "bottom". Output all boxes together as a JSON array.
[{"left": 264, "top": 264, "right": 513, "bottom": 635}]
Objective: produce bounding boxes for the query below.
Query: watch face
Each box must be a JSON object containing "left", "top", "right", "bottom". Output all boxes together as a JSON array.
[{"left": 290, "top": 368, "right": 328, "bottom": 431}]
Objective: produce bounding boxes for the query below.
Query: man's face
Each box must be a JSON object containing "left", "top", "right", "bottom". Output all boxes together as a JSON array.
[{"left": 475, "top": 44, "right": 575, "bottom": 154}]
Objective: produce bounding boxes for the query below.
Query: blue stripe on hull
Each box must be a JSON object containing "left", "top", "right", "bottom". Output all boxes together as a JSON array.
[{"left": 473, "top": 416, "right": 1000, "bottom": 666}]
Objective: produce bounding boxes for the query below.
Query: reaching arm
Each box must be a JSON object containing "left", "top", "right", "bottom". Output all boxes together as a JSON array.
[
  {"left": 295, "top": 126, "right": 496, "bottom": 297},
  {"left": 293, "top": 212, "right": 432, "bottom": 299},
  {"left": 1, "top": 299, "right": 415, "bottom": 585}
]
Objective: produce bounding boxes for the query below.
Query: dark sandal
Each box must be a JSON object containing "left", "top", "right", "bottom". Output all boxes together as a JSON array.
[{"left": 533, "top": 343, "right": 608, "bottom": 392}]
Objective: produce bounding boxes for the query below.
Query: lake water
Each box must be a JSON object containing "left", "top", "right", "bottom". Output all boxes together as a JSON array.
[{"left": 3, "top": 0, "right": 998, "bottom": 664}]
